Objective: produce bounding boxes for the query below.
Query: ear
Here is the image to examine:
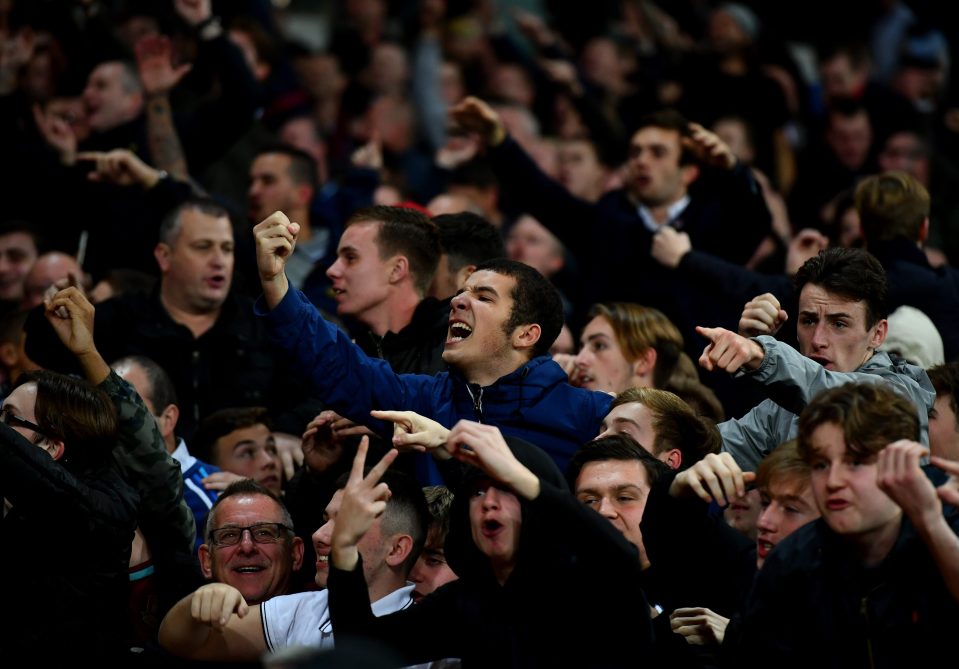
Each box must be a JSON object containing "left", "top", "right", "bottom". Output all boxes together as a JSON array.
[
  {"left": 295, "top": 183, "right": 314, "bottom": 207},
  {"left": 48, "top": 439, "right": 66, "bottom": 462},
  {"left": 632, "top": 347, "right": 657, "bottom": 382},
  {"left": 511, "top": 322, "right": 542, "bottom": 353},
  {"left": 870, "top": 318, "right": 888, "bottom": 349},
  {"left": 157, "top": 403, "right": 179, "bottom": 440},
  {"left": 0, "top": 341, "right": 18, "bottom": 367},
  {"left": 659, "top": 448, "right": 682, "bottom": 470},
  {"left": 385, "top": 534, "right": 414, "bottom": 569},
  {"left": 680, "top": 163, "right": 700, "bottom": 188},
  {"left": 198, "top": 544, "right": 214, "bottom": 579},
  {"left": 291, "top": 537, "right": 305, "bottom": 571},
  {"left": 455, "top": 264, "right": 477, "bottom": 291},
  {"left": 919, "top": 217, "right": 930, "bottom": 244},
  {"left": 154, "top": 243, "right": 172, "bottom": 273},
  {"left": 388, "top": 255, "right": 409, "bottom": 285}
]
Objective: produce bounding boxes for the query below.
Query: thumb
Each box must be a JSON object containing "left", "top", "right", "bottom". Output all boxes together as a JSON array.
[
  {"left": 743, "top": 472, "right": 757, "bottom": 484},
  {"left": 236, "top": 600, "right": 250, "bottom": 619}
]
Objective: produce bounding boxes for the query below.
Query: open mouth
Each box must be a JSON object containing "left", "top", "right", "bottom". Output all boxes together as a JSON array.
[
  {"left": 206, "top": 274, "right": 227, "bottom": 289},
  {"left": 447, "top": 322, "right": 473, "bottom": 344},
  {"left": 481, "top": 519, "right": 503, "bottom": 537},
  {"left": 756, "top": 540, "right": 774, "bottom": 558}
]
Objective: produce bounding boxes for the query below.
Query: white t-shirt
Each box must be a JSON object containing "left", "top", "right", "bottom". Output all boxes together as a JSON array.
[{"left": 261, "top": 584, "right": 415, "bottom": 653}]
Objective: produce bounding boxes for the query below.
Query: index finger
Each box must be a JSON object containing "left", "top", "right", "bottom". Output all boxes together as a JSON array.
[
  {"left": 76, "top": 151, "right": 106, "bottom": 162},
  {"left": 695, "top": 325, "right": 720, "bottom": 342},
  {"left": 370, "top": 409, "right": 412, "bottom": 426}
]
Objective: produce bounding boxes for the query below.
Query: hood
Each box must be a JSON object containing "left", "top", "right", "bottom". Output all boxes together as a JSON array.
[{"left": 444, "top": 434, "right": 568, "bottom": 581}]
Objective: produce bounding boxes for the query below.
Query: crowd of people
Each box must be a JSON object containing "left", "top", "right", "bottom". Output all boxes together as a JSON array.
[{"left": 2, "top": 0, "right": 959, "bottom": 666}]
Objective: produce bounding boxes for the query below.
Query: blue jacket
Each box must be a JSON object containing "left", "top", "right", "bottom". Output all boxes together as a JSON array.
[{"left": 258, "top": 288, "right": 612, "bottom": 482}]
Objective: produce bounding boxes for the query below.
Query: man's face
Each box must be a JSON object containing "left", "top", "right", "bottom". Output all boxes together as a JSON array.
[
  {"left": 723, "top": 488, "right": 762, "bottom": 541},
  {"left": 573, "top": 315, "right": 638, "bottom": 394},
  {"left": 626, "top": 127, "right": 693, "bottom": 207},
  {"left": 506, "top": 216, "right": 563, "bottom": 279},
  {"left": 878, "top": 132, "right": 928, "bottom": 181},
  {"left": 82, "top": 62, "right": 141, "bottom": 133},
  {"left": 557, "top": 140, "right": 605, "bottom": 201},
  {"left": 2, "top": 381, "right": 43, "bottom": 444},
  {"left": 409, "top": 540, "right": 457, "bottom": 602},
  {"left": 468, "top": 480, "right": 522, "bottom": 569},
  {"left": 574, "top": 459, "right": 651, "bottom": 567},
  {"left": 199, "top": 494, "right": 302, "bottom": 604},
  {"left": 326, "top": 222, "right": 394, "bottom": 321},
  {"left": 807, "top": 422, "right": 901, "bottom": 539},
  {"left": 755, "top": 477, "right": 819, "bottom": 569},
  {"left": 597, "top": 403, "right": 659, "bottom": 456},
  {"left": 0, "top": 232, "right": 38, "bottom": 302},
  {"left": 929, "top": 393, "right": 959, "bottom": 461},
  {"left": 156, "top": 210, "right": 234, "bottom": 314},
  {"left": 796, "top": 284, "right": 885, "bottom": 372},
  {"left": 312, "top": 489, "right": 388, "bottom": 589},
  {"left": 212, "top": 424, "right": 282, "bottom": 495},
  {"left": 820, "top": 54, "right": 862, "bottom": 100},
  {"left": 826, "top": 112, "right": 872, "bottom": 171},
  {"left": 442, "top": 270, "right": 517, "bottom": 372},
  {"left": 248, "top": 153, "right": 301, "bottom": 222}
]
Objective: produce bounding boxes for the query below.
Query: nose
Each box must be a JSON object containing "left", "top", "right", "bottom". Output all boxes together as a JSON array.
[
  {"left": 409, "top": 559, "right": 425, "bottom": 584},
  {"left": 326, "top": 257, "right": 343, "bottom": 280},
  {"left": 482, "top": 487, "right": 501, "bottom": 510},
  {"left": 825, "top": 464, "right": 845, "bottom": 491},
  {"left": 756, "top": 504, "right": 778, "bottom": 534},
  {"left": 236, "top": 529, "right": 258, "bottom": 552},
  {"left": 450, "top": 291, "right": 469, "bottom": 311},
  {"left": 258, "top": 449, "right": 278, "bottom": 471},
  {"left": 597, "top": 496, "right": 618, "bottom": 519},
  {"left": 574, "top": 348, "right": 591, "bottom": 368},
  {"left": 811, "top": 322, "right": 829, "bottom": 349},
  {"left": 312, "top": 521, "right": 331, "bottom": 548}
]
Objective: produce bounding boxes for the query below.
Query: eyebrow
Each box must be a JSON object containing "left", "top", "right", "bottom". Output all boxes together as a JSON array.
[
  {"left": 577, "top": 483, "right": 646, "bottom": 496},
  {"left": 583, "top": 333, "right": 611, "bottom": 345},
  {"left": 611, "top": 417, "right": 641, "bottom": 429},
  {"left": 798, "top": 310, "right": 855, "bottom": 320}
]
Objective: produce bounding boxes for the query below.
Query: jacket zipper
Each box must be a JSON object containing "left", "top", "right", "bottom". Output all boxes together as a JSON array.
[
  {"left": 860, "top": 595, "right": 875, "bottom": 669},
  {"left": 466, "top": 384, "right": 484, "bottom": 421}
]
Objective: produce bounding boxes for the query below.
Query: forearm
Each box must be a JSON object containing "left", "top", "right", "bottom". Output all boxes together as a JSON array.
[
  {"left": 145, "top": 94, "right": 189, "bottom": 180},
  {"left": 158, "top": 594, "right": 215, "bottom": 658},
  {"left": 262, "top": 273, "right": 290, "bottom": 311},
  {"left": 76, "top": 349, "right": 112, "bottom": 385}
]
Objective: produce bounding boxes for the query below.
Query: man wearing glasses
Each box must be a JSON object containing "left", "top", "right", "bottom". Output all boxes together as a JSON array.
[{"left": 198, "top": 478, "right": 304, "bottom": 605}]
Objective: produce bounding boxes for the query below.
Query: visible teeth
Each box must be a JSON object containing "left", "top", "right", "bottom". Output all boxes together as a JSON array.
[
  {"left": 317, "top": 555, "right": 329, "bottom": 562},
  {"left": 450, "top": 323, "right": 472, "bottom": 338}
]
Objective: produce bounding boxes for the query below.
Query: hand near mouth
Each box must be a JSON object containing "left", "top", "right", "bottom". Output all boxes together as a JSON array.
[{"left": 446, "top": 421, "right": 541, "bottom": 501}]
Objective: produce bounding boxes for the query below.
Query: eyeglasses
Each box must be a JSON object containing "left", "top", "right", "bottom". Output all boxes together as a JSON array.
[
  {"left": 0, "top": 408, "right": 45, "bottom": 434},
  {"left": 209, "top": 523, "right": 293, "bottom": 547}
]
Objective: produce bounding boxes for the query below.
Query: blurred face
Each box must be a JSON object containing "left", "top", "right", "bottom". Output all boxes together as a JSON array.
[
  {"left": 469, "top": 480, "right": 522, "bottom": 576},
  {"left": 796, "top": 284, "right": 885, "bottom": 372},
  {"left": 443, "top": 270, "right": 516, "bottom": 374},
  {"left": 573, "top": 316, "right": 638, "bottom": 393},
  {"left": 820, "top": 55, "right": 862, "bottom": 100},
  {"left": 929, "top": 393, "right": 959, "bottom": 461},
  {"left": 557, "top": 140, "right": 605, "bottom": 201},
  {"left": 506, "top": 216, "right": 563, "bottom": 279},
  {"left": 837, "top": 208, "right": 863, "bottom": 248},
  {"left": 199, "top": 494, "right": 303, "bottom": 604},
  {"left": 312, "top": 489, "right": 388, "bottom": 588},
  {"left": 808, "top": 422, "right": 901, "bottom": 545},
  {"left": 826, "top": 112, "right": 872, "bottom": 170},
  {"left": 755, "top": 477, "right": 819, "bottom": 569},
  {"left": 326, "top": 222, "right": 393, "bottom": 322},
  {"left": 723, "top": 488, "right": 762, "bottom": 541},
  {"left": 248, "top": 154, "right": 302, "bottom": 222},
  {"left": 212, "top": 424, "right": 282, "bottom": 494},
  {"left": 82, "top": 62, "right": 142, "bottom": 133},
  {"left": 708, "top": 10, "right": 750, "bottom": 53},
  {"left": 409, "top": 541, "right": 457, "bottom": 602},
  {"left": 878, "top": 132, "right": 929, "bottom": 183},
  {"left": 279, "top": 119, "right": 327, "bottom": 185},
  {"left": 45, "top": 97, "right": 91, "bottom": 143},
  {"left": 0, "top": 232, "right": 38, "bottom": 301},
  {"left": 156, "top": 210, "right": 234, "bottom": 314},
  {"left": 626, "top": 127, "right": 694, "bottom": 207},
  {"left": 713, "top": 118, "right": 754, "bottom": 164},
  {"left": 597, "top": 403, "right": 659, "bottom": 456},
  {"left": 22, "top": 253, "right": 84, "bottom": 309},
  {"left": 575, "top": 459, "right": 651, "bottom": 567}
]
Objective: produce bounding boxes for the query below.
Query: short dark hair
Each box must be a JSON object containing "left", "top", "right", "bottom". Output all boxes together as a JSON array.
[
  {"left": 633, "top": 109, "right": 695, "bottom": 165},
  {"left": 473, "top": 257, "right": 563, "bottom": 358},
  {"left": 609, "top": 387, "right": 722, "bottom": 469},
  {"left": 432, "top": 212, "right": 505, "bottom": 274},
  {"left": 423, "top": 485, "right": 454, "bottom": 549},
  {"left": 17, "top": 370, "right": 118, "bottom": 471},
  {"left": 204, "top": 478, "right": 293, "bottom": 543},
  {"left": 928, "top": 362, "right": 959, "bottom": 422},
  {"left": 158, "top": 198, "right": 232, "bottom": 246},
  {"left": 347, "top": 206, "right": 441, "bottom": 295},
  {"left": 797, "top": 383, "right": 919, "bottom": 462},
  {"left": 192, "top": 407, "right": 273, "bottom": 465},
  {"left": 255, "top": 144, "right": 318, "bottom": 188},
  {"left": 856, "top": 171, "right": 930, "bottom": 243},
  {"left": 567, "top": 434, "right": 671, "bottom": 490},
  {"left": 587, "top": 303, "right": 684, "bottom": 388},
  {"left": 793, "top": 247, "right": 888, "bottom": 327},
  {"left": 755, "top": 440, "right": 810, "bottom": 495},
  {"left": 112, "top": 355, "right": 178, "bottom": 412},
  {"left": 0, "top": 219, "right": 45, "bottom": 253},
  {"left": 334, "top": 466, "right": 430, "bottom": 577}
]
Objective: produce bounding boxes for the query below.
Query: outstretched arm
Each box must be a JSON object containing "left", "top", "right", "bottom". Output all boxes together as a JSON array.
[{"left": 158, "top": 583, "right": 265, "bottom": 661}]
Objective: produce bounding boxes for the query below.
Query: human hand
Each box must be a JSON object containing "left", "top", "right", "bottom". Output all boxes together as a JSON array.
[
  {"left": 77, "top": 149, "right": 162, "bottom": 189},
  {"left": 683, "top": 123, "right": 736, "bottom": 171},
  {"left": 785, "top": 229, "right": 828, "bottom": 276},
  {"left": 552, "top": 353, "right": 579, "bottom": 381},
  {"left": 201, "top": 470, "right": 246, "bottom": 492},
  {"left": 253, "top": 211, "right": 299, "bottom": 282},
  {"left": 435, "top": 132, "right": 479, "bottom": 169},
  {"left": 877, "top": 440, "right": 941, "bottom": 527},
  {"left": 670, "top": 607, "right": 730, "bottom": 646},
  {"left": 449, "top": 96, "right": 506, "bottom": 147},
  {"left": 44, "top": 285, "right": 97, "bottom": 358},
  {"left": 300, "top": 413, "right": 344, "bottom": 473},
  {"left": 135, "top": 34, "right": 192, "bottom": 97},
  {"left": 738, "top": 293, "right": 787, "bottom": 338},
  {"left": 446, "top": 421, "right": 539, "bottom": 499},
  {"left": 696, "top": 326, "right": 765, "bottom": 373},
  {"left": 651, "top": 226, "right": 692, "bottom": 268},
  {"left": 272, "top": 432, "right": 304, "bottom": 481},
  {"left": 189, "top": 583, "right": 249, "bottom": 630},
  {"left": 931, "top": 456, "right": 959, "bottom": 507},
  {"left": 330, "top": 437, "right": 398, "bottom": 563},
  {"left": 513, "top": 8, "right": 555, "bottom": 49},
  {"left": 174, "top": 0, "right": 212, "bottom": 27},
  {"left": 350, "top": 131, "right": 383, "bottom": 170},
  {"left": 538, "top": 59, "right": 582, "bottom": 96},
  {"left": 669, "top": 452, "right": 755, "bottom": 506},
  {"left": 370, "top": 409, "right": 451, "bottom": 458},
  {"left": 32, "top": 103, "right": 77, "bottom": 165}
]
